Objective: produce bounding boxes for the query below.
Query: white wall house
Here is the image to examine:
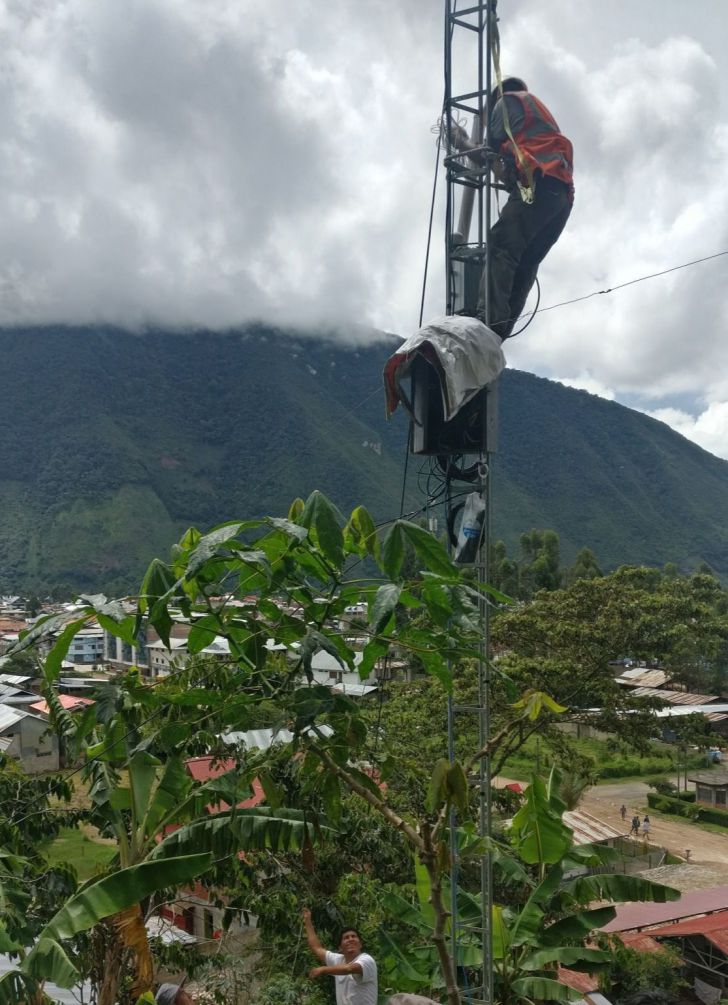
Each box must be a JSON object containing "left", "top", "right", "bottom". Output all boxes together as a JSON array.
[{"left": 0, "top": 704, "right": 59, "bottom": 773}]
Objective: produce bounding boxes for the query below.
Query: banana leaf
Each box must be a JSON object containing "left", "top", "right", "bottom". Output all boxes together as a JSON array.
[
  {"left": 150, "top": 807, "right": 330, "bottom": 859},
  {"left": 41, "top": 852, "right": 212, "bottom": 942}
]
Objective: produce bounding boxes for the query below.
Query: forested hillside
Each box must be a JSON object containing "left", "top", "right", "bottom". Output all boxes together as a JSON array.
[{"left": 1, "top": 324, "right": 728, "bottom": 592}]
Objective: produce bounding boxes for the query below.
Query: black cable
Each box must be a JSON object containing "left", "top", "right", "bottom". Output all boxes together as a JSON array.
[
  {"left": 399, "top": 422, "right": 412, "bottom": 519},
  {"left": 508, "top": 276, "right": 540, "bottom": 339}
]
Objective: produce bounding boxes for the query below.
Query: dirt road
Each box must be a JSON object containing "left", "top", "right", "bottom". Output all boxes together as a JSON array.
[{"left": 494, "top": 775, "right": 728, "bottom": 886}]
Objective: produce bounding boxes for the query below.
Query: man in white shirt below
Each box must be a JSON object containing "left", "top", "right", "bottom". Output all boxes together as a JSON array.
[{"left": 302, "top": 907, "right": 378, "bottom": 1005}]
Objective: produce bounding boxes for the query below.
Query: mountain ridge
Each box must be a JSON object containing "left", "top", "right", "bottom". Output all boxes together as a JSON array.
[{"left": 1, "top": 324, "right": 727, "bottom": 591}]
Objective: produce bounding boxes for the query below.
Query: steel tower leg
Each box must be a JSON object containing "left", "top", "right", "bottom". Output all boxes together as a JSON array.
[{"left": 442, "top": 2, "right": 498, "bottom": 1003}]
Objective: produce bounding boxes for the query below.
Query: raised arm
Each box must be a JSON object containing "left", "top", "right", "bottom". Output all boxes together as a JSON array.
[
  {"left": 302, "top": 908, "right": 327, "bottom": 963},
  {"left": 310, "top": 960, "right": 364, "bottom": 980}
]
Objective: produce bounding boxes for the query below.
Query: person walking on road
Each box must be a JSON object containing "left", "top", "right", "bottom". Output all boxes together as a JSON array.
[
  {"left": 620, "top": 804, "right": 627, "bottom": 822},
  {"left": 642, "top": 815, "right": 651, "bottom": 837},
  {"left": 630, "top": 814, "right": 640, "bottom": 837}
]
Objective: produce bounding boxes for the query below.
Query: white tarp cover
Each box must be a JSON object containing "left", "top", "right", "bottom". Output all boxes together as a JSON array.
[{"left": 383, "top": 315, "right": 505, "bottom": 422}]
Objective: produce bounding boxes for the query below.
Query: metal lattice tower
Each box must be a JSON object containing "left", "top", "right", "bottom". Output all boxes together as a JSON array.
[{"left": 443, "top": 2, "right": 498, "bottom": 1003}]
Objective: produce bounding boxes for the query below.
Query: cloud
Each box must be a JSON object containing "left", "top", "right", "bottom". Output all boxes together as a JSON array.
[
  {"left": 553, "top": 374, "right": 616, "bottom": 400},
  {"left": 648, "top": 402, "right": 728, "bottom": 460},
  {"left": 1, "top": 0, "right": 728, "bottom": 459}
]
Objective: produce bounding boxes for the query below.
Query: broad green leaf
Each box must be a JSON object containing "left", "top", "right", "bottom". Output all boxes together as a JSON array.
[
  {"left": 542, "top": 906, "right": 616, "bottom": 944},
  {"left": 258, "top": 770, "right": 285, "bottom": 810},
  {"left": 77, "top": 594, "right": 129, "bottom": 623},
  {"left": 377, "top": 926, "right": 430, "bottom": 982},
  {"left": 358, "top": 637, "right": 389, "bottom": 681},
  {"left": 42, "top": 854, "right": 212, "bottom": 941},
  {"left": 381, "top": 522, "right": 406, "bottom": 579},
  {"left": 492, "top": 904, "right": 511, "bottom": 959},
  {"left": 511, "top": 775, "right": 572, "bottom": 865},
  {"left": 150, "top": 808, "right": 331, "bottom": 859},
  {"left": 300, "top": 491, "right": 344, "bottom": 568},
  {"left": 0, "top": 924, "right": 21, "bottom": 953},
  {"left": 22, "top": 936, "right": 79, "bottom": 988},
  {"left": 413, "top": 859, "right": 435, "bottom": 926},
  {"left": 509, "top": 866, "right": 564, "bottom": 947},
  {"left": 86, "top": 719, "right": 127, "bottom": 762},
  {"left": 187, "top": 616, "right": 219, "bottom": 655},
  {"left": 381, "top": 889, "right": 435, "bottom": 936},
  {"left": 427, "top": 758, "right": 450, "bottom": 812},
  {"left": 344, "top": 506, "right": 380, "bottom": 560},
  {"left": 511, "top": 976, "right": 581, "bottom": 1002},
  {"left": 369, "top": 583, "right": 401, "bottom": 634},
  {"left": 446, "top": 761, "right": 469, "bottom": 813},
  {"left": 96, "top": 613, "right": 137, "bottom": 646},
  {"left": 138, "top": 558, "right": 177, "bottom": 618},
  {"left": 0, "top": 971, "right": 37, "bottom": 1005},
  {"left": 400, "top": 521, "right": 457, "bottom": 577},
  {"left": 519, "top": 946, "right": 610, "bottom": 972},
  {"left": 128, "top": 751, "right": 161, "bottom": 830},
  {"left": 11, "top": 611, "right": 74, "bottom": 656},
  {"left": 267, "top": 516, "right": 308, "bottom": 541},
  {"left": 186, "top": 523, "right": 245, "bottom": 577},
  {"left": 288, "top": 498, "right": 305, "bottom": 521},
  {"left": 44, "top": 618, "right": 92, "bottom": 682},
  {"left": 319, "top": 772, "right": 342, "bottom": 824}
]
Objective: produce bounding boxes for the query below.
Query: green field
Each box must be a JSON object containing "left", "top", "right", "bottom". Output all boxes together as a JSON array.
[{"left": 40, "top": 826, "right": 116, "bottom": 882}]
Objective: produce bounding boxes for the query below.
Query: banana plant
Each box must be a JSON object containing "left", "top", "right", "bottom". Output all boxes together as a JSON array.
[
  {"left": 378, "top": 772, "right": 680, "bottom": 1005},
  {"left": 2, "top": 676, "right": 333, "bottom": 1005},
  {"left": 492, "top": 771, "right": 680, "bottom": 1004}
]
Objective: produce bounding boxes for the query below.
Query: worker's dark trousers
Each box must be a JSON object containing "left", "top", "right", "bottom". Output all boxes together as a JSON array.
[{"left": 478, "top": 173, "right": 572, "bottom": 340}]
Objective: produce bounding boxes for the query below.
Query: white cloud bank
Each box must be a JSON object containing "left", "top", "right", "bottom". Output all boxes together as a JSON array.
[{"left": 1, "top": 0, "right": 728, "bottom": 455}]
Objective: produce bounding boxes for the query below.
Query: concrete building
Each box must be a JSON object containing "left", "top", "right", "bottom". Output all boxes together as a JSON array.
[
  {"left": 689, "top": 771, "right": 728, "bottom": 809},
  {"left": 66, "top": 627, "right": 104, "bottom": 667},
  {"left": 0, "top": 704, "right": 59, "bottom": 772}
]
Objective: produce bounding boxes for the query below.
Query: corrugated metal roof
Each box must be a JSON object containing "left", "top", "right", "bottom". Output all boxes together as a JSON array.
[
  {"left": 310, "top": 651, "right": 364, "bottom": 672},
  {"left": 0, "top": 674, "right": 32, "bottom": 685},
  {"left": 0, "top": 704, "right": 24, "bottom": 731},
  {"left": 647, "top": 911, "right": 728, "bottom": 939},
  {"left": 222, "top": 725, "right": 334, "bottom": 750},
  {"left": 146, "top": 915, "right": 197, "bottom": 946},
  {"left": 620, "top": 932, "right": 664, "bottom": 953},
  {"left": 647, "top": 910, "right": 728, "bottom": 950},
  {"left": 631, "top": 687, "right": 720, "bottom": 705},
  {"left": 558, "top": 967, "right": 599, "bottom": 993},
  {"left": 689, "top": 771, "right": 728, "bottom": 786},
  {"left": 562, "top": 809, "right": 623, "bottom": 846},
  {"left": 653, "top": 705, "right": 728, "bottom": 721},
  {"left": 30, "top": 695, "right": 94, "bottom": 716},
  {"left": 0, "top": 686, "right": 25, "bottom": 699},
  {"left": 617, "top": 668, "right": 670, "bottom": 688},
  {"left": 331, "top": 683, "right": 378, "bottom": 697},
  {"left": 602, "top": 884, "right": 728, "bottom": 932}
]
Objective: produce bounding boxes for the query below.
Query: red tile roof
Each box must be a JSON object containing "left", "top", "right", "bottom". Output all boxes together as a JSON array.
[
  {"left": 184, "top": 757, "right": 265, "bottom": 813},
  {"left": 557, "top": 967, "right": 599, "bottom": 993},
  {"left": 647, "top": 910, "right": 728, "bottom": 954},
  {"left": 602, "top": 885, "right": 728, "bottom": 933},
  {"left": 29, "top": 695, "right": 94, "bottom": 715}
]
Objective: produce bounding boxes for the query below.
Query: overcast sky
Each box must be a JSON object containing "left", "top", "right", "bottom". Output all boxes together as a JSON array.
[{"left": 2, "top": 1, "right": 728, "bottom": 455}]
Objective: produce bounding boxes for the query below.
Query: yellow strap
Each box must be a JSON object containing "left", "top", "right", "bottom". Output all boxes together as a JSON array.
[{"left": 489, "top": 12, "right": 534, "bottom": 203}]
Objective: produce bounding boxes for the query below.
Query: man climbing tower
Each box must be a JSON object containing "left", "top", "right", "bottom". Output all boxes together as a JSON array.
[{"left": 456, "top": 77, "right": 574, "bottom": 340}]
